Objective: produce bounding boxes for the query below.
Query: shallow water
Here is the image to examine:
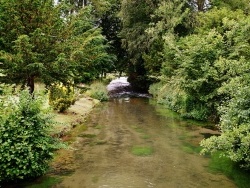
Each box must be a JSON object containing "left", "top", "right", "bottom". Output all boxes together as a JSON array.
[
  {"left": 13, "top": 78, "right": 235, "bottom": 188},
  {"left": 52, "top": 96, "right": 235, "bottom": 188}
]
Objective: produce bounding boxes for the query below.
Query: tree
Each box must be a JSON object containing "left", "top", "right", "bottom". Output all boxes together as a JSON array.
[
  {"left": 210, "top": 0, "right": 250, "bottom": 13},
  {"left": 57, "top": 5, "right": 116, "bottom": 82},
  {"left": 98, "top": 0, "right": 126, "bottom": 75},
  {"left": 119, "top": 0, "right": 160, "bottom": 90},
  {"left": 0, "top": 0, "right": 115, "bottom": 92},
  {"left": 0, "top": 0, "right": 67, "bottom": 93},
  {"left": 145, "top": 0, "right": 191, "bottom": 76},
  {"left": 200, "top": 13, "right": 250, "bottom": 169}
]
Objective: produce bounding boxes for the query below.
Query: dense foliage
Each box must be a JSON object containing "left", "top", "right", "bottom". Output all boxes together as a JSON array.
[
  {"left": 1, "top": 0, "right": 250, "bottom": 182},
  {"left": 145, "top": 1, "right": 250, "bottom": 169},
  {"left": 118, "top": 0, "right": 160, "bottom": 91},
  {"left": 0, "top": 87, "right": 60, "bottom": 183},
  {"left": 0, "top": 0, "right": 115, "bottom": 93},
  {"left": 0, "top": 0, "right": 115, "bottom": 183}
]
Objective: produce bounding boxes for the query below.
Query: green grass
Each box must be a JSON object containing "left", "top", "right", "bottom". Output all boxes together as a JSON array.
[
  {"left": 85, "top": 81, "right": 109, "bottom": 101},
  {"left": 209, "top": 152, "right": 250, "bottom": 188},
  {"left": 131, "top": 146, "right": 154, "bottom": 156}
]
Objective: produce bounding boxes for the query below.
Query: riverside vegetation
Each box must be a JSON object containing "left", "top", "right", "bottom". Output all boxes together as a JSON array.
[
  {"left": 0, "top": 82, "right": 107, "bottom": 185},
  {"left": 0, "top": 0, "right": 250, "bottom": 186}
]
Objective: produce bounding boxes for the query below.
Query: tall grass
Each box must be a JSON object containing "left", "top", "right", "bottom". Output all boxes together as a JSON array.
[{"left": 85, "top": 81, "right": 109, "bottom": 101}]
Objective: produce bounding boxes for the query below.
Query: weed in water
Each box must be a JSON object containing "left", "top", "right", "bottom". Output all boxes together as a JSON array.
[
  {"left": 209, "top": 152, "right": 250, "bottom": 188},
  {"left": 141, "top": 134, "right": 150, "bottom": 139},
  {"left": 95, "top": 140, "right": 107, "bottom": 145},
  {"left": 92, "top": 176, "right": 99, "bottom": 183},
  {"left": 181, "top": 143, "right": 202, "bottom": 154},
  {"left": 94, "top": 125, "right": 103, "bottom": 129},
  {"left": 132, "top": 125, "right": 144, "bottom": 133},
  {"left": 131, "top": 146, "right": 153, "bottom": 156}
]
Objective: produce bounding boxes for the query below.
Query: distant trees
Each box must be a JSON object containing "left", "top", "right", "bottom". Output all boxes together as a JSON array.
[{"left": 118, "top": 0, "right": 160, "bottom": 91}]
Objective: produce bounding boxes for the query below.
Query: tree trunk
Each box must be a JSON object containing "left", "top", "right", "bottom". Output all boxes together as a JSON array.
[
  {"left": 27, "top": 76, "right": 35, "bottom": 94},
  {"left": 197, "top": 0, "right": 206, "bottom": 11},
  {"left": 83, "top": 0, "right": 88, "bottom": 6}
]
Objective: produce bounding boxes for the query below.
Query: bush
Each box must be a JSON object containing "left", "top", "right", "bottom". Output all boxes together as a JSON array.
[
  {"left": 52, "top": 98, "right": 72, "bottom": 113},
  {"left": 49, "top": 84, "right": 76, "bottom": 112},
  {"left": 86, "top": 81, "right": 109, "bottom": 101},
  {"left": 201, "top": 84, "right": 250, "bottom": 169},
  {"left": 149, "top": 82, "right": 209, "bottom": 121},
  {"left": 0, "top": 89, "right": 60, "bottom": 183}
]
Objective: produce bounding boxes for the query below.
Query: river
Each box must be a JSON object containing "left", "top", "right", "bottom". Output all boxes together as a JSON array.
[{"left": 52, "top": 77, "right": 235, "bottom": 188}]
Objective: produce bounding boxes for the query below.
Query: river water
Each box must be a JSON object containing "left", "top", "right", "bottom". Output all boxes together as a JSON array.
[
  {"left": 52, "top": 77, "right": 235, "bottom": 188},
  {"left": 0, "top": 78, "right": 238, "bottom": 188}
]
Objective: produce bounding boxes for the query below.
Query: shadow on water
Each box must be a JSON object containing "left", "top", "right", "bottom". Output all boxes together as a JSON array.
[{"left": 2, "top": 176, "right": 62, "bottom": 188}]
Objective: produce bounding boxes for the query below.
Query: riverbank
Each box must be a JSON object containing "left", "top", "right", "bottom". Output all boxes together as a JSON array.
[{"left": 49, "top": 96, "right": 100, "bottom": 176}]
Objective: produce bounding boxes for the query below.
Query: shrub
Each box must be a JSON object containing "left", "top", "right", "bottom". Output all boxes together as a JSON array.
[
  {"left": 49, "top": 84, "right": 76, "bottom": 112},
  {"left": 0, "top": 89, "right": 60, "bottom": 183},
  {"left": 201, "top": 85, "right": 250, "bottom": 169},
  {"left": 149, "top": 82, "right": 209, "bottom": 121},
  {"left": 86, "top": 81, "right": 109, "bottom": 101},
  {"left": 52, "top": 98, "right": 72, "bottom": 113}
]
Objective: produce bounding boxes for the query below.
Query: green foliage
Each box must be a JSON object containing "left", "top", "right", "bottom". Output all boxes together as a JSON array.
[
  {"left": 0, "top": 88, "right": 60, "bottom": 183},
  {"left": 57, "top": 5, "right": 116, "bottom": 84},
  {"left": 85, "top": 81, "right": 109, "bottom": 101},
  {"left": 0, "top": 0, "right": 115, "bottom": 92},
  {"left": 146, "top": 2, "right": 250, "bottom": 170},
  {"left": 210, "top": 0, "right": 250, "bottom": 13},
  {"left": 119, "top": 0, "right": 160, "bottom": 90},
  {"left": 199, "top": 12, "right": 250, "bottom": 170},
  {"left": 49, "top": 84, "right": 75, "bottom": 112},
  {"left": 98, "top": 0, "right": 126, "bottom": 75},
  {"left": 52, "top": 98, "right": 73, "bottom": 113},
  {"left": 201, "top": 84, "right": 250, "bottom": 169},
  {"left": 0, "top": 0, "right": 68, "bottom": 92},
  {"left": 149, "top": 82, "right": 209, "bottom": 120}
]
